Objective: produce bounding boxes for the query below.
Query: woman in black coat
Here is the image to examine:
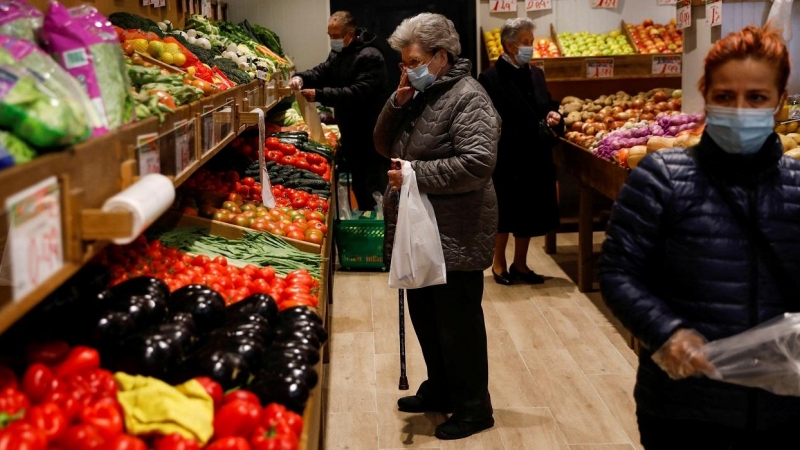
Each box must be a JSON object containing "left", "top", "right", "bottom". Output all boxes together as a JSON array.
[{"left": 478, "top": 18, "right": 563, "bottom": 285}]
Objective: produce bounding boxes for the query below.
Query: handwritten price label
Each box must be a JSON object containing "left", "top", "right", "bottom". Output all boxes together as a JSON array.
[
  {"left": 174, "top": 119, "right": 196, "bottom": 175},
  {"left": 657, "top": 0, "right": 678, "bottom": 5},
  {"left": 6, "top": 177, "right": 63, "bottom": 301},
  {"left": 490, "top": 0, "right": 517, "bottom": 13},
  {"left": 586, "top": 58, "right": 614, "bottom": 78},
  {"left": 201, "top": 0, "right": 212, "bottom": 17},
  {"left": 652, "top": 55, "right": 682, "bottom": 75},
  {"left": 706, "top": 0, "right": 722, "bottom": 27},
  {"left": 526, "top": 0, "right": 551, "bottom": 11},
  {"left": 136, "top": 133, "right": 160, "bottom": 176},
  {"left": 592, "top": 0, "right": 619, "bottom": 8},
  {"left": 676, "top": 0, "right": 692, "bottom": 30}
]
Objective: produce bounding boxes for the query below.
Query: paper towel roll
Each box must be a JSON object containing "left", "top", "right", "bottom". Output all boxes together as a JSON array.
[{"left": 102, "top": 174, "right": 175, "bottom": 245}]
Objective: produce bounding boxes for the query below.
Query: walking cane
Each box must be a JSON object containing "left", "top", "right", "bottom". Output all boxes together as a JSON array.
[{"left": 392, "top": 160, "right": 409, "bottom": 391}]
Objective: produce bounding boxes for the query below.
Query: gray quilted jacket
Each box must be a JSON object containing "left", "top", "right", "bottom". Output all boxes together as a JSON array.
[{"left": 374, "top": 58, "right": 500, "bottom": 272}]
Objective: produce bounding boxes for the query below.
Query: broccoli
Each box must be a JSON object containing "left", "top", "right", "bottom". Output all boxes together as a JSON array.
[{"left": 212, "top": 58, "right": 251, "bottom": 85}]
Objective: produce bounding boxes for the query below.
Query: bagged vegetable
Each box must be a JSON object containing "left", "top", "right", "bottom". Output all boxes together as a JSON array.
[
  {"left": 702, "top": 313, "right": 800, "bottom": 396},
  {"left": 0, "top": 0, "right": 42, "bottom": 42},
  {"left": 0, "top": 49, "right": 90, "bottom": 147},
  {"left": 41, "top": 2, "right": 133, "bottom": 135},
  {"left": 0, "top": 34, "right": 103, "bottom": 132},
  {"left": 0, "top": 130, "right": 35, "bottom": 169}
]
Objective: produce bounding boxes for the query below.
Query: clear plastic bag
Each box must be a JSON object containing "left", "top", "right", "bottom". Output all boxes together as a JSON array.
[
  {"left": 388, "top": 161, "right": 447, "bottom": 289},
  {"left": 337, "top": 176, "right": 352, "bottom": 220},
  {"left": 373, "top": 191, "right": 384, "bottom": 220},
  {"left": 767, "top": 0, "right": 794, "bottom": 41},
  {"left": 702, "top": 313, "right": 800, "bottom": 396}
]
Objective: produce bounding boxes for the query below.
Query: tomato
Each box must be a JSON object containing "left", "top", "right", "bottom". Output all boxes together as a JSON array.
[
  {"left": 309, "top": 163, "right": 326, "bottom": 175},
  {"left": 309, "top": 221, "right": 328, "bottom": 234},
  {"left": 278, "top": 143, "right": 296, "bottom": 155},
  {"left": 242, "top": 177, "right": 256, "bottom": 187},
  {"left": 213, "top": 399, "right": 262, "bottom": 439},
  {"left": 291, "top": 197, "right": 307, "bottom": 209},
  {"left": 234, "top": 215, "right": 253, "bottom": 227},
  {"left": 287, "top": 230, "right": 305, "bottom": 241},
  {"left": 226, "top": 193, "right": 244, "bottom": 206},
  {"left": 213, "top": 210, "right": 233, "bottom": 223},
  {"left": 265, "top": 137, "right": 281, "bottom": 150},
  {"left": 295, "top": 159, "right": 311, "bottom": 171},
  {"left": 250, "top": 278, "right": 270, "bottom": 294},
  {"left": 241, "top": 265, "right": 259, "bottom": 277},
  {"left": 266, "top": 151, "right": 283, "bottom": 162},
  {"left": 305, "top": 231, "right": 323, "bottom": 245},
  {"left": 283, "top": 285, "right": 311, "bottom": 296},
  {"left": 237, "top": 185, "right": 251, "bottom": 197},
  {"left": 211, "top": 256, "right": 228, "bottom": 267},
  {"left": 193, "top": 255, "right": 211, "bottom": 267}
]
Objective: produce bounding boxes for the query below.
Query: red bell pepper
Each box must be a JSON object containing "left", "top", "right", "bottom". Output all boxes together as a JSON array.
[
  {"left": 77, "top": 398, "right": 123, "bottom": 439},
  {"left": 0, "top": 387, "right": 30, "bottom": 426},
  {"left": 104, "top": 434, "right": 148, "bottom": 450},
  {"left": 205, "top": 436, "right": 252, "bottom": 450},
  {"left": 54, "top": 347, "right": 100, "bottom": 380},
  {"left": 0, "top": 421, "right": 47, "bottom": 450},
  {"left": 222, "top": 390, "right": 260, "bottom": 408},
  {"left": 22, "top": 364, "right": 55, "bottom": 405},
  {"left": 154, "top": 433, "right": 201, "bottom": 450},
  {"left": 27, "top": 402, "right": 66, "bottom": 441},
  {"left": 64, "top": 369, "right": 117, "bottom": 404},
  {"left": 0, "top": 366, "right": 17, "bottom": 391},
  {"left": 194, "top": 377, "right": 223, "bottom": 409},
  {"left": 213, "top": 399, "right": 262, "bottom": 439},
  {"left": 25, "top": 342, "right": 70, "bottom": 367},
  {"left": 249, "top": 423, "right": 297, "bottom": 450},
  {"left": 282, "top": 411, "right": 303, "bottom": 438},
  {"left": 42, "top": 385, "right": 81, "bottom": 423},
  {"left": 57, "top": 424, "right": 105, "bottom": 450}
]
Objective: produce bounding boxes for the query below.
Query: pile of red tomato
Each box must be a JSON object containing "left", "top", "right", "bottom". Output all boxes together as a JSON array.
[
  {"left": 264, "top": 138, "right": 331, "bottom": 181},
  {"left": 102, "top": 236, "right": 320, "bottom": 309}
]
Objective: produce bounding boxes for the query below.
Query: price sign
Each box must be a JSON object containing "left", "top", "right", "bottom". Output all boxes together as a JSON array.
[
  {"left": 676, "top": 0, "right": 692, "bottom": 30},
  {"left": 136, "top": 133, "right": 160, "bottom": 176},
  {"left": 658, "top": 0, "right": 678, "bottom": 5},
  {"left": 652, "top": 55, "right": 682, "bottom": 75},
  {"left": 174, "top": 119, "right": 196, "bottom": 175},
  {"left": 526, "top": 0, "right": 551, "bottom": 11},
  {"left": 586, "top": 58, "right": 614, "bottom": 78},
  {"left": 155, "top": 0, "right": 165, "bottom": 7},
  {"left": 6, "top": 177, "right": 63, "bottom": 301},
  {"left": 531, "top": 60, "right": 545, "bottom": 73},
  {"left": 201, "top": 0, "right": 212, "bottom": 17},
  {"left": 490, "top": 0, "right": 516, "bottom": 13},
  {"left": 592, "top": 0, "right": 618, "bottom": 8},
  {"left": 706, "top": 0, "right": 722, "bottom": 27},
  {"left": 142, "top": 0, "right": 150, "bottom": 5}
]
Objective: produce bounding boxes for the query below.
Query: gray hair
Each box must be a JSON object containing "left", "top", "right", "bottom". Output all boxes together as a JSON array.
[
  {"left": 500, "top": 18, "right": 536, "bottom": 52},
  {"left": 388, "top": 13, "right": 461, "bottom": 63},
  {"left": 330, "top": 11, "right": 357, "bottom": 32}
]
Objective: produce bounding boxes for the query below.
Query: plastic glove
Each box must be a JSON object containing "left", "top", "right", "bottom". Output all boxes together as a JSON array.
[
  {"left": 289, "top": 76, "right": 303, "bottom": 90},
  {"left": 652, "top": 329, "right": 714, "bottom": 380}
]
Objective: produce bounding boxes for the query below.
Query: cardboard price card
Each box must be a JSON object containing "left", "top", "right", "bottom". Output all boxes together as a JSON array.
[
  {"left": 136, "top": 133, "right": 160, "bottom": 176},
  {"left": 526, "top": 0, "right": 551, "bottom": 11},
  {"left": 706, "top": 0, "right": 722, "bottom": 27},
  {"left": 174, "top": 119, "right": 196, "bottom": 175},
  {"left": 676, "top": 0, "right": 692, "bottom": 30},
  {"left": 586, "top": 58, "right": 614, "bottom": 78},
  {"left": 490, "top": 0, "right": 517, "bottom": 13},
  {"left": 652, "top": 55, "right": 682, "bottom": 75},
  {"left": 5, "top": 177, "right": 63, "bottom": 301},
  {"left": 591, "top": 0, "right": 619, "bottom": 8}
]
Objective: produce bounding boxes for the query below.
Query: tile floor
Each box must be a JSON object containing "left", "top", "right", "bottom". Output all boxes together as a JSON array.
[{"left": 322, "top": 233, "right": 641, "bottom": 450}]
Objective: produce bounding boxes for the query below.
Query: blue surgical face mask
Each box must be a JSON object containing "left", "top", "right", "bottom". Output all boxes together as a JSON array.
[
  {"left": 705, "top": 105, "right": 779, "bottom": 155},
  {"left": 406, "top": 55, "right": 440, "bottom": 92},
  {"left": 330, "top": 39, "right": 344, "bottom": 53},
  {"left": 515, "top": 46, "right": 533, "bottom": 65}
]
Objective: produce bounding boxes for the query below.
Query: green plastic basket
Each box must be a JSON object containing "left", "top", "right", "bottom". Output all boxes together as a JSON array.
[{"left": 334, "top": 217, "right": 386, "bottom": 270}]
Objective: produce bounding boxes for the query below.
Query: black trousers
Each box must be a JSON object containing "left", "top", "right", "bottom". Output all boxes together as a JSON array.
[
  {"left": 638, "top": 412, "right": 795, "bottom": 449},
  {"left": 406, "top": 270, "right": 492, "bottom": 421}
]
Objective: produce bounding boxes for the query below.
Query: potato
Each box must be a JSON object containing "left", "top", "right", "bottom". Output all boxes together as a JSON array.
[
  {"left": 628, "top": 146, "right": 648, "bottom": 168},
  {"left": 563, "top": 103, "right": 582, "bottom": 114},
  {"left": 565, "top": 111, "right": 581, "bottom": 127},
  {"left": 647, "top": 136, "right": 676, "bottom": 153},
  {"left": 780, "top": 134, "right": 798, "bottom": 152},
  {"left": 561, "top": 96, "right": 583, "bottom": 105}
]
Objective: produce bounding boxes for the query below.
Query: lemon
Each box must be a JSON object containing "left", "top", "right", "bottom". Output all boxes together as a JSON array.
[
  {"left": 164, "top": 43, "right": 181, "bottom": 55},
  {"left": 161, "top": 52, "right": 174, "bottom": 65},
  {"left": 131, "top": 39, "right": 148, "bottom": 53},
  {"left": 172, "top": 53, "right": 187, "bottom": 67},
  {"left": 148, "top": 41, "right": 164, "bottom": 58}
]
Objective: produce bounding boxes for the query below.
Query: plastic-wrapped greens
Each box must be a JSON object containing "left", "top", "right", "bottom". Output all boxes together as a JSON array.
[
  {"left": 0, "top": 130, "right": 35, "bottom": 169},
  {"left": 0, "top": 0, "right": 42, "bottom": 42}
]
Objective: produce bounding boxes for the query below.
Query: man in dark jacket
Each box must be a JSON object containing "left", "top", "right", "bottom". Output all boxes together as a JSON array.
[{"left": 289, "top": 11, "right": 390, "bottom": 212}]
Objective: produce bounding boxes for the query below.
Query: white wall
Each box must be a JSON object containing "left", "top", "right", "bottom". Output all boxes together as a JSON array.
[{"left": 226, "top": 0, "right": 331, "bottom": 72}]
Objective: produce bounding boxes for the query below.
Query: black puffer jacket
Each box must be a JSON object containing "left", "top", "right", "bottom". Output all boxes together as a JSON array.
[
  {"left": 296, "top": 28, "right": 388, "bottom": 157},
  {"left": 374, "top": 59, "right": 500, "bottom": 272},
  {"left": 599, "top": 133, "right": 800, "bottom": 429}
]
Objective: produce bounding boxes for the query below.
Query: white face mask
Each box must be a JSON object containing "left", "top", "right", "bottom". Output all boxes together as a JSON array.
[
  {"left": 330, "top": 39, "right": 345, "bottom": 52},
  {"left": 705, "top": 105, "right": 780, "bottom": 155}
]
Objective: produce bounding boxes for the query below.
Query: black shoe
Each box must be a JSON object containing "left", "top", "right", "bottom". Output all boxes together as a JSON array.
[
  {"left": 492, "top": 268, "right": 513, "bottom": 285},
  {"left": 435, "top": 416, "right": 495, "bottom": 440},
  {"left": 509, "top": 265, "right": 545, "bottom": 284},
  {"left": 397, "top": 395, "right": 454, "bottom": 414}
]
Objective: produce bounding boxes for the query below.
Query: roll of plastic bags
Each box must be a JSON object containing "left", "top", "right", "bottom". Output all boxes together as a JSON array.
[{"left": 703, "top": 313, "right": 800, "bottom": 396}]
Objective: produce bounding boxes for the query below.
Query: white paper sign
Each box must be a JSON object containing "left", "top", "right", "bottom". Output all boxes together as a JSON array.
[
  {"left": 174, "top": 119, "right": 195, "bottom": 175},
  {"left": 137, "top": 133, "right": 160, "bottom": 176},
  {"left": 6, "top": 177, "right": 63, "bottom": 301},
  {"left": 254, "top": 109, "right": 276, "bottom": 208},
  {"left": 652, "top": 55, "right": 682, "bottom": 75},
  {"left": 201, "top": 0, "right": 212, "bottom": 17},
  {"left": 490, "top": 0, "right": 517, "bottom": 13},
  {"left": 706, "top": 0, "right": 722, "bottom": 27},
  {"left": 526, "top": 0, "right": 552, "bottom": 11},
  {"left": 658, "top": 0, "right": 678, "bottom": 5},
  {"left": 592, "top": 0, "right": 619, "bottom": 8},
  {"left": 586, "top": 58, "right": 614, "bottom": 78},
  {"left": 677, "top": 0, "right": 692, "bottom": 30}
]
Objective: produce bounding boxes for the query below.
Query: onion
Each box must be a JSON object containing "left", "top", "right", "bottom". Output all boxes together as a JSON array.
[
  {"left": 632, "top": 98, "right": 645, "bottom": 109},
  {"left": 187, "top": 29, "right": 197, "bottom": 38},
  {"left": 653, "top": 90, "right": 669, "bottom": 103}
]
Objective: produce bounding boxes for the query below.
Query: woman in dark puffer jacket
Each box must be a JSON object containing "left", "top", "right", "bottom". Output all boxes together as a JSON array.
[{"left": 599, "top": 25, "right": 800, "bottom": 449}]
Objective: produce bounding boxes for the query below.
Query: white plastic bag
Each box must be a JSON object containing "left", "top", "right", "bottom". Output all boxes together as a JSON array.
[
  {"left": 767, "top": 0, "right": 794, "bottom": 42},
  {"left": 388, "top": 161, "right": 447, "bottom": 289},
  {"left": 702, "top": 313, "right": 800, "bottom": 396}
]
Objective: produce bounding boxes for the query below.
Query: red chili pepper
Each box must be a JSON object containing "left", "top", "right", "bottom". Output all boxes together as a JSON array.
[
  {"left": 222, "top": 390, "right": 260, "bottom": 408},
  {"left": 213, "top": 399, "right": 262, "bottom": 439},
  {"left": 25, "top": 342, "right": 71, "bottom": 367},
  {"left": 54, "top": 347, "right": 100, "bottom": 380},
  {"left": 57, "top": 423, "right": 106, "bottom": 450},
  {"left": 0, "top": 366, "right": 17, "bottom": 391},
  {"left": 104, "top": 434, "right": 148, "bottom": 450},
  {"left": 194, "top": 377, "right": 223, "bottom": 409},
  {"left": 77, "top": 398, "right": 123, "bottom": 439},
  {"left": 153, "top": 433, "right": 201, "bottom": 450},
  {"left": 205, "top": 436, "right": 252, "bottom": 450},
  {"left": 27, "top": 402, "right": 66, "bottom": 441},
  {"left": 0, "top": 421, "right": 47, "bottom": 450},
  {"left": 21, "top": 364, "right": 55, "bottom": 405}
]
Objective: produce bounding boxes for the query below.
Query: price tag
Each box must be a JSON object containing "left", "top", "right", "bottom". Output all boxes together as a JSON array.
[
  {"left": 531, "top": 60, "right": 545, "bottom": 73},
  {"left": 591, "top": 0, "right": 619, "bottom": 8},
  {"left": 706, "top": 0, "right": 722, "bottom": 27},
  {"left": 174, "top": 119, "right": 195, "bottom": 175},
  {"left": 136, "top": 133, "right": 160, "bottom": 176},
  {"left": 142, "top": 0, "right": 150, "bottom": 5},
  {"left": 658, "top": 0, "right": 678, "bottom": 5},
  {"left": 586, "top": 58, "right": 614, "bottom": 78},
  {"left": 256, "top": 60, "right": 268, "bottom": 82},
  {"left": 201, "top": 0, "right": 212, "bottom": 17},
  {"left": 526, "top": 0, "right": 551, "bottom": 11},
  {"left": 155, "top": 0, "right": 165, "bottom": 7},
  {"left": 676, "top": 0, "right": 692, "bottom": 30},
  {"left": 490, "top": 0, "right": 516, "bottom": 13},
  {"left": 5, "top": 177, "right": 63, "bottom": 301},
  {"left": 652, "top": 55, "right": 682, "bottom": 75}
]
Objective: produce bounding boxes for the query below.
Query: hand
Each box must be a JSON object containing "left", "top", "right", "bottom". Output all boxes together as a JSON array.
[
  {"left": 300, "top": 89, "right": 316, "bottom": 102},
  {"left": 652, "top": 329, "right": 714, "bottom": 380},
  {"left": 394, "top": 71, "right": 414, "bottom": 107},
  {"left": 546, "top": 111, "right": 561, "bottom": 127},
  {"left": 388, "top": 158, "right": 405, "bottom": 191},
  {"left": 289, "top": 76, "right": 303, "bottom": 90}
]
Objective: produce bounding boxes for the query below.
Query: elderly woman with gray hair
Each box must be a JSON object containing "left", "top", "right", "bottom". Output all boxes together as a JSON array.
[
  {"left": 373, "top": 12, "right": 499, "bottom": 440},
  {"left": 478, "top": 18, "right": 564, "bottom": 286}
]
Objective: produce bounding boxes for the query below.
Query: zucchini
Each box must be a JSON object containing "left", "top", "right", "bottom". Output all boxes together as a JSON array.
[{"left": 300, "top": 179, "right": 329, "bottom": 188}]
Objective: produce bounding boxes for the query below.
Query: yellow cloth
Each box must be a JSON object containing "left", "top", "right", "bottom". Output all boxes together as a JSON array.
[{"left": 114, "top": 372, "right": 215, "bottom": 445}]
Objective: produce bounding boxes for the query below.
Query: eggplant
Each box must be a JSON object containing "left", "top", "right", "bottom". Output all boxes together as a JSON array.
[
  {"left": 263, "top": 346, "right": 319, "bottom": 366},
  {"left": 250, "top": 374, "right": 310, "bottom": 414},
  {"left": 111, "top": 294, "right": 168, "bottom": 330},
  {"left": 283, "top": 321, "right": 328, "bottom": 345},
  {"left": 226, "top": 294, "right": 278, "bottom": 324},
  {"left": 169, "top": 285, "right": 226, "bottom": 333},
  {"left": 153, "top": 323, "right": 197, "bottom": 356},
  {"left": 208, "top": 326, "right": 266, "bottom": 343},
  {"left": 279, "top": 306, "right": 321, "bottom": 324},
  {"left": 91, "top": 311, "right": 136, "bottom": 348},
  {"left": 167, "top": 312, "right": 197, "bottom": 332},
  {"left": 272, "top": 329, "right": 320, "bottom": 349},
  {"left": 225, "top": 313, "right": 271, "bottom": 331},
  {"left": 116, "top": 333, "right": 183, "bottom": 377},
  {"left": 214, "top": 337, "right": 266, "bottom": 369},
  {"left": 261, "top": 361, "right": 318, "bottom": 389},
  {"left": 186, "top": 349, "right": 250, "bottom": 390},
  {"left": 111, "top": 276, "right": 170, "bottom": 299}
]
